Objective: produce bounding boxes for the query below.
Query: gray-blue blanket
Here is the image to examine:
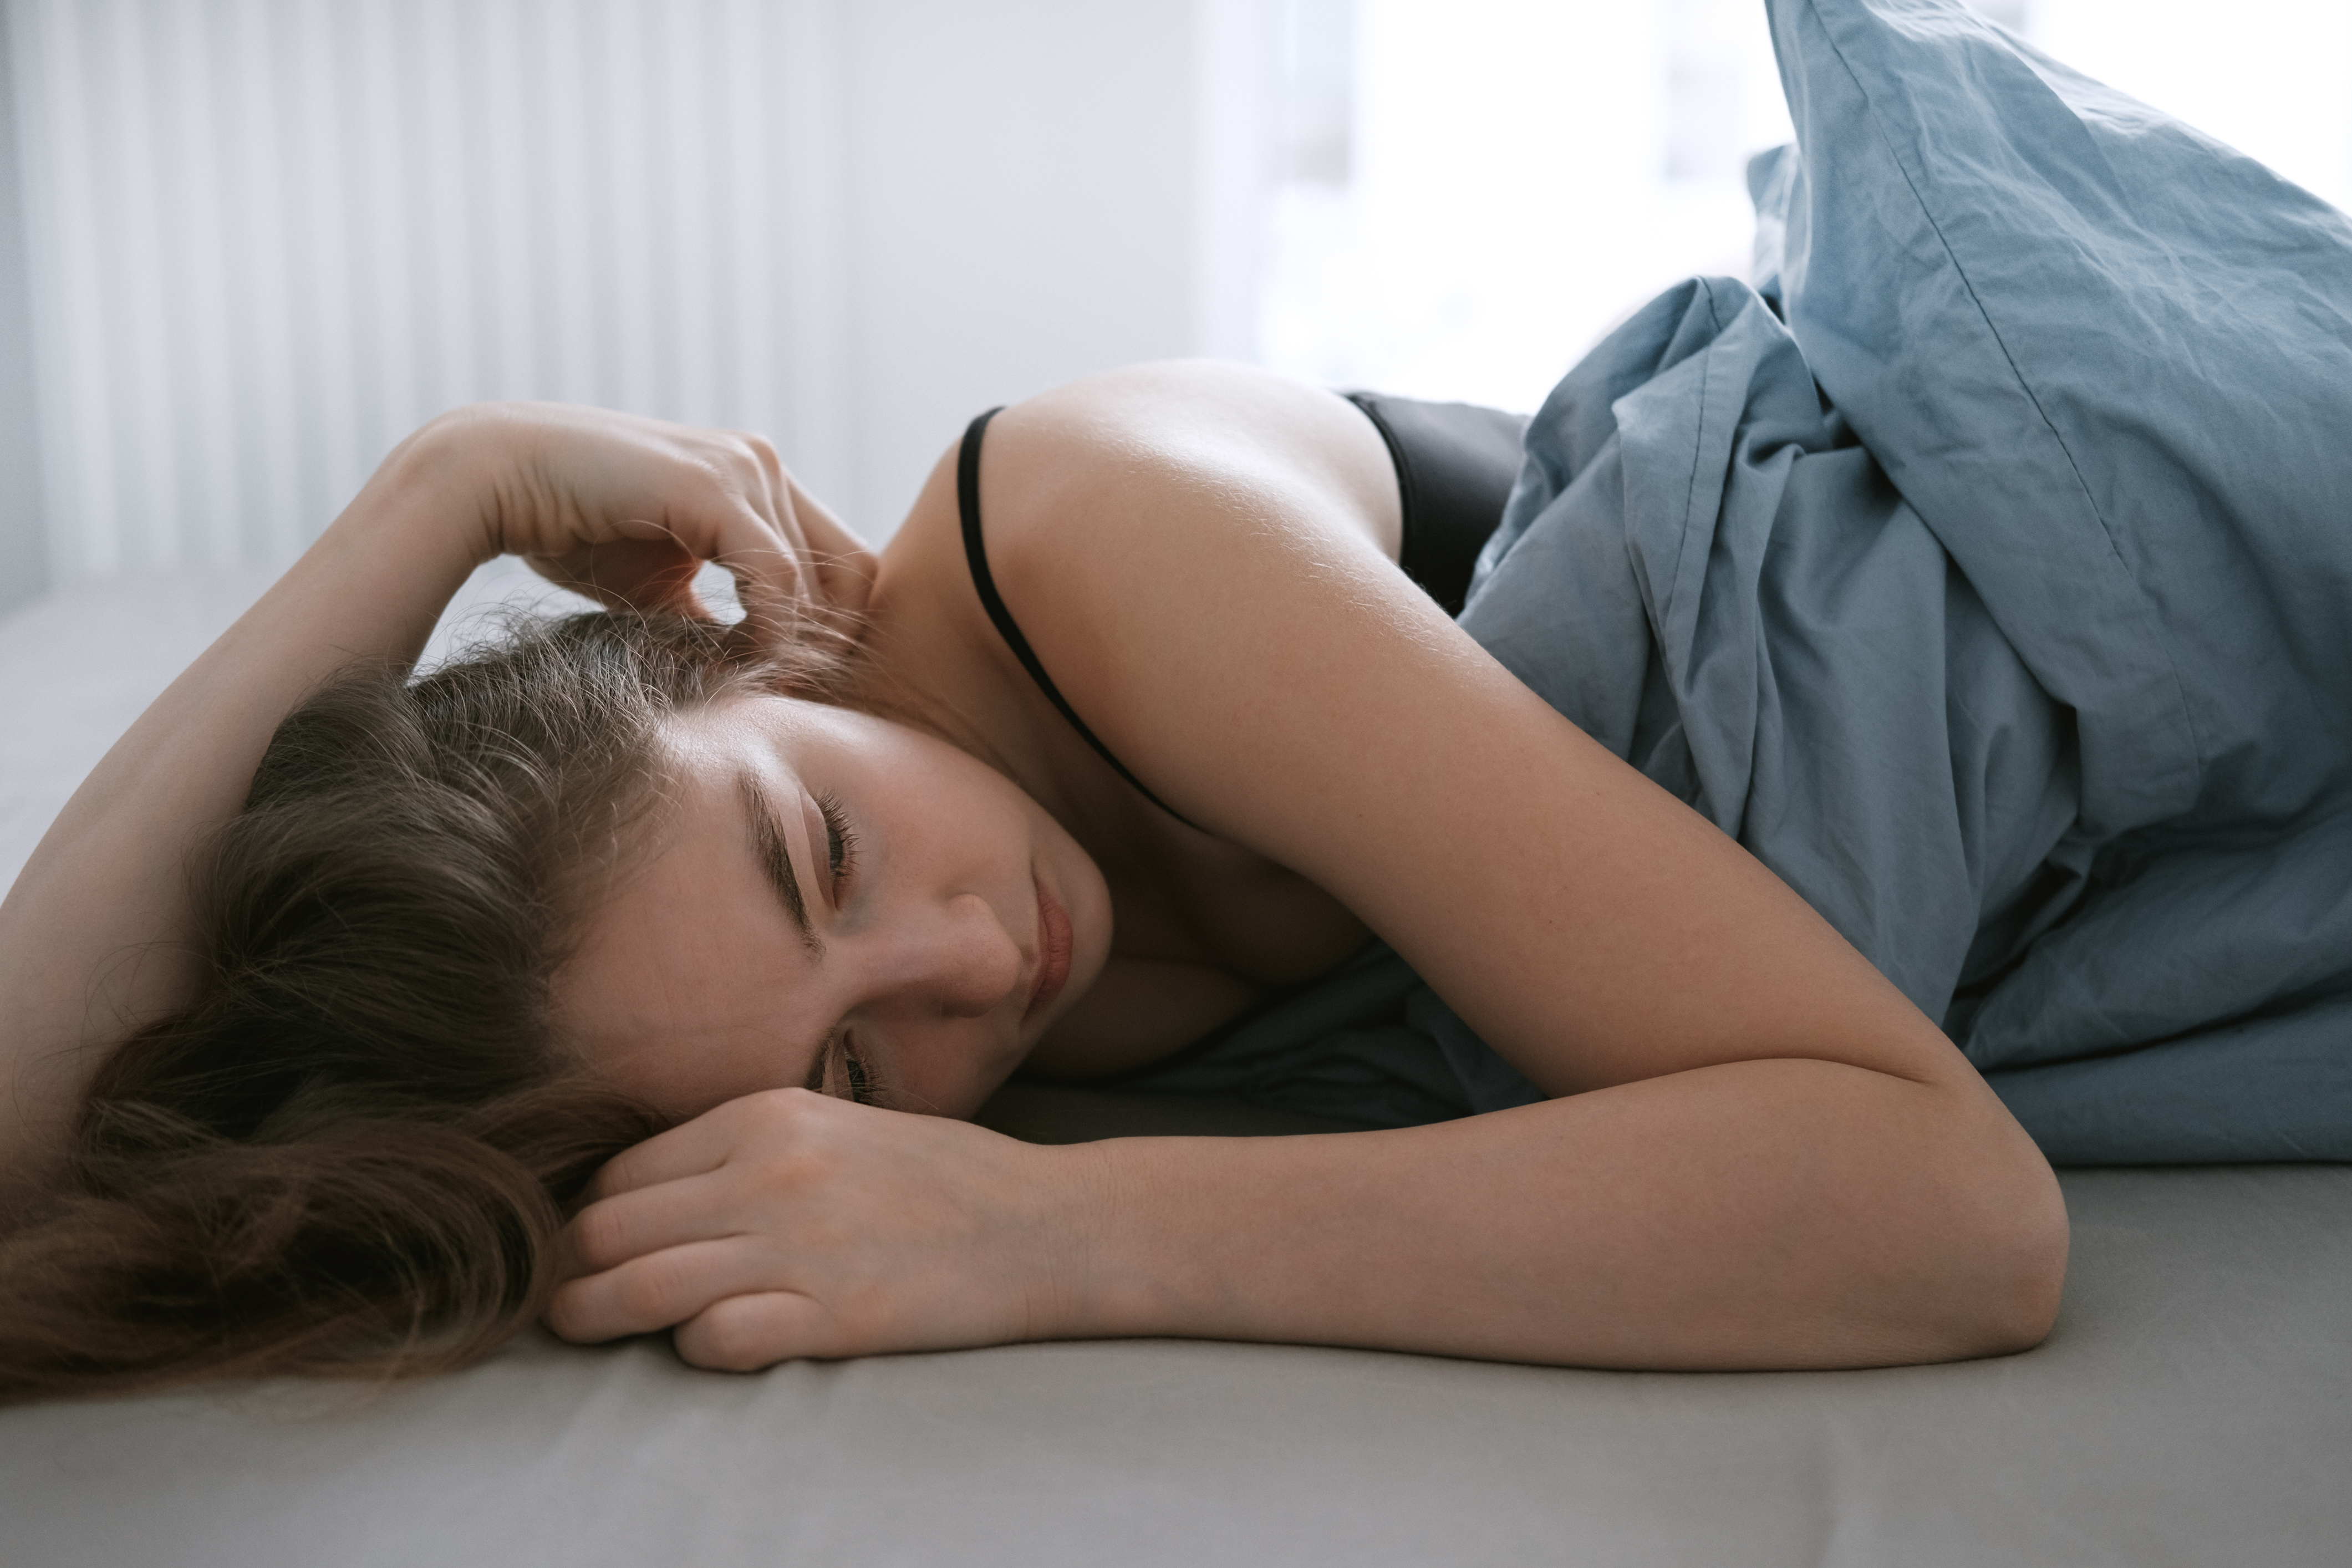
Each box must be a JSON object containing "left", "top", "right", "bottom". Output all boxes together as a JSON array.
[{"left": 1129, "top": 0, "right": 2352, "bottom": 1164}]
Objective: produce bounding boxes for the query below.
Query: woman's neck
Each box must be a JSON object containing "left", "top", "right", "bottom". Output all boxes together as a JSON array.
[{"left": 838, "top": 477, "right": 1146, "bottom": 856}]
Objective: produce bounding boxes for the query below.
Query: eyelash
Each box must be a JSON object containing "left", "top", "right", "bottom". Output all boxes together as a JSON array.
[
  {"left": 807, "top": 1029, "right": 878, "bottom": 1106},
  {"left": 816, "top": 791, "right": 859, "bottom": 892},
  {"left": 841, "top": 1036, "right": 874, "bottom": 1105},
  {"left": 810, "top": 791, "right": 870, "bottom": 1104}
]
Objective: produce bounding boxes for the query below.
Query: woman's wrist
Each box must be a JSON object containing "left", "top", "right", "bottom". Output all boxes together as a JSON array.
[
  {"left": 340, "top": 404, "right": 536, "bottom": 574},
  {"left": 1038, "top": 1135, "right": 1238, "bottom": 1345}
]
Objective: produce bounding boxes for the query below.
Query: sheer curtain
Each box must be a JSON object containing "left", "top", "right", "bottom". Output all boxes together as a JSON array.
[
  {"left": 0, "top": 0, "right": 1236, "bottom": 594},
  {"left": 8, "top": 1, "right": 2338, "bottom": 598},
  {"left": 6, "top": 0, "right": 851, "bottom": 585}
]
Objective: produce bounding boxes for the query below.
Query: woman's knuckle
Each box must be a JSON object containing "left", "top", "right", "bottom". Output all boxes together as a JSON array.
[
  {"left": 543, "top": 1284, "right": 595, "bottom": 1342},
  {"left": 717, "top": 426, "right": 776, "bottom": 460},
  {"left": 615, "top": 1258, "right": 683, "bottom": 1323},
  {"left": 744, "top": 1086, "right": 821, "bottom": 1131},
  {"left": 736, "top": 1147, "right": 825, "bottom": 1206},
  {"left": 687, "top": 1300, "right": 781, "bottom": 1372},
  {"left": 569, "top": 1206, "right": 628, "bottom": 1268}
]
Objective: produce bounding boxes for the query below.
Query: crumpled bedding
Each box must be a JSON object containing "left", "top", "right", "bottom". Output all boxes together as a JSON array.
[{"left": 1130, "top": 0, "right": 2352, "bottom": 1162}]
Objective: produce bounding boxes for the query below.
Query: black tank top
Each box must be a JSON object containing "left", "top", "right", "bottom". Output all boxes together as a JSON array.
[{"left": 958, "top": 393, "right": 1529, "bottom": 828}]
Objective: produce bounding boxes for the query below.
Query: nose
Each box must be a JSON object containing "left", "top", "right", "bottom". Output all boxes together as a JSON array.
[{"left": 863, "top": 890, "right": 1024, "bottom": 1019}]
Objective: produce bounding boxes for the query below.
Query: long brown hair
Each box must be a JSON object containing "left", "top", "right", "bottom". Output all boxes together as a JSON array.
[{"left": 0, "top": 608, "right": 850, "bottom": 1403}]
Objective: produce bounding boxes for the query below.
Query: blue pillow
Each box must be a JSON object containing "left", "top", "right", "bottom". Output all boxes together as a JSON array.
[
  {"left": 1454, "top": 0, "right": 2352, "bottom": 1160},
  {"left": 1754, "top": 0, "right": 2352, "bottom": 838}
]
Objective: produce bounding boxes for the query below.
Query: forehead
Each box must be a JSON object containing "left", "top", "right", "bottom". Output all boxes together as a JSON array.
[
  {"left": 659, "top": 689, "right": 789, "bottom": 765},
  {"left": 642, "top": 693, "right": 847, "bottom": 825},
  {"left": 553, "top": 700, "right": 818, "bottom": 1104},
  {"left": 659, "top": 688, "right": 870, "bottom": 766}
]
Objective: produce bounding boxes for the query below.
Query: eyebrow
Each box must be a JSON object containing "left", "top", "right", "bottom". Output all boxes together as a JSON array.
[{"left": 738, "top": 771, "right": 822, "bottom": 956}]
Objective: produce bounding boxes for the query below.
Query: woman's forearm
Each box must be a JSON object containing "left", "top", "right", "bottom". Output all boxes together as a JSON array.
[
  {"left": 0, "top": 422, "right": 494, "bottom": 1198},
  {"left": 1066, "top": 1059, "right": 2067, "bottom": 1370}
]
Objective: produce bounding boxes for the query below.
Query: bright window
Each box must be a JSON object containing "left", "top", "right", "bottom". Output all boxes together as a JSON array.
[{"left": 1259, "top": 0, "right": 2352, "bottom": 411}]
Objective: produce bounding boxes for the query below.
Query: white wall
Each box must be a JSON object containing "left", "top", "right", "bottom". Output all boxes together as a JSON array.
[
  {"left": 7, "top": 0, "right": 2346, "bottom": 593},
  {"left": 839, "top": 1, "right": 1200, "bottom": 531},
  {"left": 0, "top": 0, "right": 1261, "bottom": 593},
  {"left": 0, "top": 1, "right": 40, "bottom": 612}
]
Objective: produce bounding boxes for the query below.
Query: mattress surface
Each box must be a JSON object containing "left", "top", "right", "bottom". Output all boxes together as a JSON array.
[
  {"left": 4, "top": 575, "right": 2347, "bottom": 1567},
  {"left": 3, "top": 1162, "right": 2345, "bottom": 1568}
]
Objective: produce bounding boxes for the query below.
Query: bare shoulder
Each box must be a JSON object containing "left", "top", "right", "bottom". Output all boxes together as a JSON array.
[
  {"left": 961, "top": 359, "right": 1966, "bottom": 1103},
  {"left": 968, "top": 359, "right": 1434, "bottom": 807},
  {"left": 875, "top": 360, "right": 1403, "bottom": 690},
  {"left": 983, "top": 360, "right": 1403, "bottom": 562}
]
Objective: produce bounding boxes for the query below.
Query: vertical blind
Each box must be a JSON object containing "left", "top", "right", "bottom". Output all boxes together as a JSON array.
[{"left": 8, "top": 0, "right": 843, "bottom": 584}]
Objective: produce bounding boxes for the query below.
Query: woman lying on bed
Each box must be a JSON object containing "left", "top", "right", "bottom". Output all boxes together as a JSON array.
[
  {"left": 19, "top": 0, "right": 2352, "bottom": 1401},
  {"left": 0, "top": 370, "right": 2068, "bottom": 1399}
]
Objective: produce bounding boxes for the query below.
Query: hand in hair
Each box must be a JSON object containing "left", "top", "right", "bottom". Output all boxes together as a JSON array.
[
  {"left": 0, "top": 403, "right": 863, "bottom": 1211},
  {"left": 443, "top": 403, "right": 877, "bottom": 644}
]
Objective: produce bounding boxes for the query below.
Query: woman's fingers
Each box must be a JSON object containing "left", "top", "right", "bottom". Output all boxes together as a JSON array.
[
  {"left": 785, "top": 476, "right": 879, "bottom": 623},
  {"left": 577, "top": 1098, "right": 762, "bottom": 1203},
  {"left": 563, "top": 1090, "right": 838, "bottom": 1272},
  {"left": 544, "top": 1090, "right": 1082, "bottom": 1372},
  {"left": 525, "top": 534, "right": 704, "bottom": 614},
  {"left": 547, "top": 1235, "right": 767, "bottom": 1344},
  {"left": 674, "top": 1291, "right": 837, "bottom": 1372},
  {"left": 698, "top": 429, "right": 874, "bottom": 636},
  {"left": 564, "top": 1169, "right": 736, "bottom": 1277},
  {"left": 709, "top": 512, "right": 816, "bottom": 635},
  {"left": 714, "top": 494, "right": 861, "bottom": 645},
  {"left": 549, "top": 1240, "right": 839, "bottom": 1367},
  {"left": 461, "top": 403, "right": 867, "bottom": 631}
]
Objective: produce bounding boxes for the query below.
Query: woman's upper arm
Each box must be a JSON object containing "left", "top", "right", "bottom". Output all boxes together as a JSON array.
[
  {"left": 0, "top": 443, "right": 485, "bottom": 1198},
  {"left": 980, "top": 365, "right": 1960, "bottom": 1097}
]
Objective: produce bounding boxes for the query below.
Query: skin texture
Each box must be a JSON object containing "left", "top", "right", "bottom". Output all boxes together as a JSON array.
[
  {"left": 554, "top": 695, "right": 1116, "bottom": 1123},
  {"left": 1, "top": 369, "right": 2071, "bottom": 1373}
]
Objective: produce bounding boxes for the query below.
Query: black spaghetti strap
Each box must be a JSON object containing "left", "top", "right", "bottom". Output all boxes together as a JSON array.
[{"left": 958, "top": 407, "right": 1202, "bottom": 831}]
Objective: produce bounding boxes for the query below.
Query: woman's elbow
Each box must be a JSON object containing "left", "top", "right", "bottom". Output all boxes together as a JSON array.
[
  {"left": 1932, "top": 1124, "right": 2071, "bottom": 1361},
  {"left": 1987, "top": 1183, "right": 2071, "bottom": 1355}
]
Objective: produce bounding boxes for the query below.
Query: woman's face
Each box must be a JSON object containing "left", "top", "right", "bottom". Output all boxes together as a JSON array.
[{"left": 552, "top": 692, "right": 1114, "bottom": 1121}]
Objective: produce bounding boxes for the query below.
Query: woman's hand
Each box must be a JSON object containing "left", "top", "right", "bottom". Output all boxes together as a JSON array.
[
  {"left": 547, "top": 1090, "right": 1106, "bottom": 1370},
  {"left": 416, "top": 402, "right": 877, "bottom": 642}
]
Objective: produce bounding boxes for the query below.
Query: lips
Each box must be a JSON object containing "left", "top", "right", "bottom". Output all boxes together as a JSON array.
[{"left": 1027, "top": 875, "right": 1074, "bottom": 1020}]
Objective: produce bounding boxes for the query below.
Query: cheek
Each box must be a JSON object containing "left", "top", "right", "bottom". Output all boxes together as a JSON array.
[{"left": 873, "top": 762, "right": 1034, "bottom": 867}]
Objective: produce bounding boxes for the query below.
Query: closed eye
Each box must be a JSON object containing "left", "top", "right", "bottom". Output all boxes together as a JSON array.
[
  {"left": 741, "top": 772, "right": 817, "bottom": 954},
  {"left": 816, "top": 791, "right": 859, "bottom": 893},
  {"left": 802, "top": 1029, "right": 881, "bottom": 1107},
  {"left": 842, "top": 1036, "right": 876, "bottom": 1104}
]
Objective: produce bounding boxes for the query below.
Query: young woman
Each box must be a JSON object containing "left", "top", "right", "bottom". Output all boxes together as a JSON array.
[
  {"left": 11, "top": 0, "right": 2351, "bottom": 1409},
  {"left": 0, "top": 363, "right": 2066, "bottom": 1399}
]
